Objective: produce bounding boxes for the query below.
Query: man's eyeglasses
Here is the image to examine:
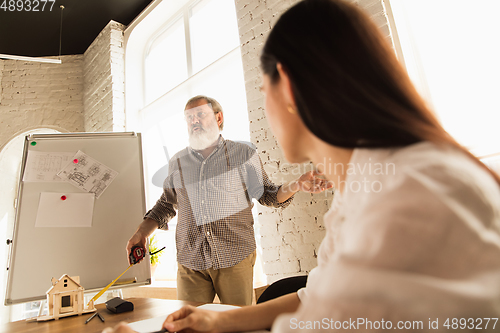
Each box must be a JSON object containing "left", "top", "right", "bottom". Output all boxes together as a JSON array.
[{"left": 184, "top": 110, "right": 216, "bottom": 122}]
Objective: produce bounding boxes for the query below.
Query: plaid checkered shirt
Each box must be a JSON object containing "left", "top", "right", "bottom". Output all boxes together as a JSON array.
[{"left": 145, "top": 136, "right": 294, "bottom": 270}]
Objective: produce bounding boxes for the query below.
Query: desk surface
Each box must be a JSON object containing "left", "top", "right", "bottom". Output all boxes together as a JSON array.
[{"left": 0, "top": 298, "right": 199, "bottom": 333}]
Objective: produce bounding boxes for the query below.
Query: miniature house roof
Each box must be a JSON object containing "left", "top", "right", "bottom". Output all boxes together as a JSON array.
[{"left": 46, "top": 274, "right": 83, "bottom": 294}]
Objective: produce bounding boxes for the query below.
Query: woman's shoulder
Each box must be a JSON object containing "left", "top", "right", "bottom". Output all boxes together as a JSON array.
[
  {"left": 392, "top": 142, "right": 498, "bottom": 197},
  {"left": 355, "top": 142, "right": 498, "bottom": 194},
  {"left": 348, "top": 142, "right": 500, "bottom": 225}
]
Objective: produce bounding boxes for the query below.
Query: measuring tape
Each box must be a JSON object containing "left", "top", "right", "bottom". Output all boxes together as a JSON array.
[
  {"left": 87, "top": 263, "right": 133, "bottom": 306},
  {"left": 129, "top": 246, "right": 146, "bottom": 265},
  {"left": 87, "top": 246, "right": 164, "bottom": 306}
]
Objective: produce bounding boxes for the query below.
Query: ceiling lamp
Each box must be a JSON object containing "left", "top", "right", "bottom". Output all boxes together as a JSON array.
[
  {"left": 0, "top": 5, "right": 65, "bottom": 64},
  {"left": 0, "top": 54, "right": 62, "bottom": 64}
]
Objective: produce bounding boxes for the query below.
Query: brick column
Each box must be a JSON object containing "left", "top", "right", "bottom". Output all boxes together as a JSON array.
[{"left": 83, "top": 20, "right": 125, "bottom": 133}]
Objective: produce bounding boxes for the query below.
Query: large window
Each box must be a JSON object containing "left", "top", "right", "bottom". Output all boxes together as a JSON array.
[
  {"left": 388, "top": 0, "right": 500, "bottom": 158},
  {"left": 145, "top": 18, "right": 188, "bottom": 105},
  {"left": 126, "top": 0, "right": 253, "bottom": 281}
]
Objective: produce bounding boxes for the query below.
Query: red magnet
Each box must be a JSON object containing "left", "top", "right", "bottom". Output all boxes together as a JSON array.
[
  {"left": 61, "top": 195, "right": 67, "bottom": 201},
  {"left": 73, "top": 159, "right": 79, "bottom": 164}
]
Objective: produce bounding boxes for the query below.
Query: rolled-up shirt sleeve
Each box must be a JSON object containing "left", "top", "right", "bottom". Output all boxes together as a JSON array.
[
  {"left": 144, "top": 166, "right": 178, "bottom": 230},
  {"left": 246, "top": 150, "right": 294, "bottom": 209}
]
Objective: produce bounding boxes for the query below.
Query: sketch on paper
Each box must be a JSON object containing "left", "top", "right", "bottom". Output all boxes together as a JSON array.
[
  {"left": 23, "top": 152, "right": 75, "bottom": 182},
  {"left": 57, "top": 150, "right": 118, "bottom": 199}
]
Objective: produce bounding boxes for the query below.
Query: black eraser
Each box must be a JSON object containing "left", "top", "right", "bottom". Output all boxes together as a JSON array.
[{"left": 105, "top": 297, "right": 134, "bottom": 314}]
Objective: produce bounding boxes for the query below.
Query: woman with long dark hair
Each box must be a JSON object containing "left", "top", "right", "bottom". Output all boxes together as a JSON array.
[{"left": 104, "top": 0, "right": 500, "bottom": 332}]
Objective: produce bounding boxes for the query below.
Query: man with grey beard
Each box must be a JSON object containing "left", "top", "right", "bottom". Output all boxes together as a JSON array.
[{"left": 126, "top": 95, "right": 332, "bottom": 305}]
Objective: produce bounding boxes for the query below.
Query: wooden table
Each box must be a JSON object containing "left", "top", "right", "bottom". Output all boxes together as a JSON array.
[{"left": 0, "top": 298, "right": 199, "bottom": 333}]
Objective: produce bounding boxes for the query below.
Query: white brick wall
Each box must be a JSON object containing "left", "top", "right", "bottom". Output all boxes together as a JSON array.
[
  {"left": 0, "top": 55, "right": 84, "bottom": 149},
  {"left": 83, "top": 20, "right": 125, "bottom": 133},
  {"left": 0, "top": 20, "right": 126, "bottom": 150},
  {"left": 236, "top": 0, "right": 394, "bottom": 283}
]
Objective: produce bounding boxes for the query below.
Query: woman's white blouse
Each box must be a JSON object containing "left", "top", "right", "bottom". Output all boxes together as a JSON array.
[{"left": 273, "top": 142, "right": 500, "bottom": 332}]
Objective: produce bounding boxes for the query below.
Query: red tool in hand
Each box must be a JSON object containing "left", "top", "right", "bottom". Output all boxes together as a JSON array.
[
  {"left": 129, "top": 245, "right": 166, "bottom": 265},
  {"left": 129, "top": 246, "right": 146, "bottom": 265}
]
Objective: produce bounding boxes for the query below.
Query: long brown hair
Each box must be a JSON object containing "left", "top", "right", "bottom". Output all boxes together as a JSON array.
[{"left": 260, "top": 0, "right": 500, "bottom": 184}]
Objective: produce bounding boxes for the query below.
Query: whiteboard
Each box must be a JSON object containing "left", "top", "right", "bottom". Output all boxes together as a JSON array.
[{"left": 5, "top": 132, "right": 150, "bottom": 305}]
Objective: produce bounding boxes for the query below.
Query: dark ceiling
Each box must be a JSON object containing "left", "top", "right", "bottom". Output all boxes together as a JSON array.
[{"left": 0, "top": 0, "right": 154, "bottom": 57}]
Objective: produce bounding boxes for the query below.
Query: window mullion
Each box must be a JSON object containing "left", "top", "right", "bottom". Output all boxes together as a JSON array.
[{"left": 184, "top": 7, "right": 193, "bottom": 78}]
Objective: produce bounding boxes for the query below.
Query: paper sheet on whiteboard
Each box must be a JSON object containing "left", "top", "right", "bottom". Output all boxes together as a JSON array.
[
  {"left": 22, "top": 151, "right": 75, "bottom": 182},
  {"left": 57, "top": 150, "right": 118, "bottom": 199},
  {"left": 35, "top": 192, "right": 95, "bottom": 227}
]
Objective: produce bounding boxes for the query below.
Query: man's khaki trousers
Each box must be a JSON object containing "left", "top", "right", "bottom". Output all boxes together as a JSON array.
[{"left": 177, "top": 250, "right": 256, "bottom": 305}]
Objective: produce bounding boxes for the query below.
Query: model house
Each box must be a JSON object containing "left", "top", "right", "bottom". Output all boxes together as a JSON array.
[
  {"left": 46, "top": 275, "right": 84, "bottom": 320},
  {"left": 37, "top": 274, "right": 95, "bottom": 321}
]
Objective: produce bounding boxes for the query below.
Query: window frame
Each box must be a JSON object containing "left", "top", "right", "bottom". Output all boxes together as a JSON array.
[{"left": 124, "top": 0, "right": 262, "bottom": 284}]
